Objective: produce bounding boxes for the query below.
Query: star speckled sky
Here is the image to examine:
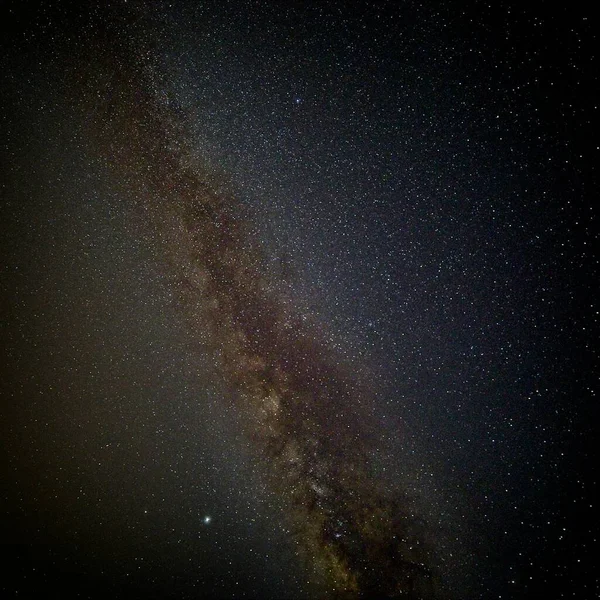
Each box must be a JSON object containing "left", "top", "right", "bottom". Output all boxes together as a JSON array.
[{"left": 1, "top": 1, "right": 597, "bottom": 599}]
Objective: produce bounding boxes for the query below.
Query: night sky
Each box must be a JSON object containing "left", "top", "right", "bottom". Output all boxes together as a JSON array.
[{"left": 1, "top": 1, "right": 597, "bottom": 599}]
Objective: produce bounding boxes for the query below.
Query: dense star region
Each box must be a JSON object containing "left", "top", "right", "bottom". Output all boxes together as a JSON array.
[
  {"left": 76, "top": 27, "right": 437, "bottom": 596},
  {"left": 1, "top": 1, "right": 597, "bottom": 599}
]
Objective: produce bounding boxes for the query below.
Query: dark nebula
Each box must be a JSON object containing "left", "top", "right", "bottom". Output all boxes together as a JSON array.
[{"left": 67, "top": 15, "right": 438, "bottom": 597}]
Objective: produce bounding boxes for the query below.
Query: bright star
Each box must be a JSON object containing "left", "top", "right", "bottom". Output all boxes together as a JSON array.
[{"left": 203, "top": 515, "right": 211, "bottom": 524}]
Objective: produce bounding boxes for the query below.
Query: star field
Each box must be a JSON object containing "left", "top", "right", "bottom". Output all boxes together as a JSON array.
[{"left": 1, "top": 1, "right": 597, "bottom": 599}]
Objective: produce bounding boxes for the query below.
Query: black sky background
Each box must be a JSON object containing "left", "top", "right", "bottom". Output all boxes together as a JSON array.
[{"left": 1, "top": 1, "right": 597, "bottom": 599}]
